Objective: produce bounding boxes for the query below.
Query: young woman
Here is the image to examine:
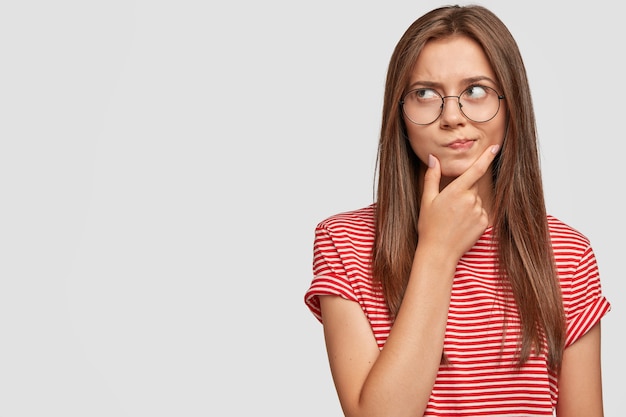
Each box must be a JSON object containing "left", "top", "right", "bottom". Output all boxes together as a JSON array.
[{"left": 304, "top": 5, "right": 610, "bottom": 417}]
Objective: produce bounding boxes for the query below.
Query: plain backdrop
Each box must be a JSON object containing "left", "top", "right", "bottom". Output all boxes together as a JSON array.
[{"left": 0, "top": 1, "right": 623, "bottom": 416}]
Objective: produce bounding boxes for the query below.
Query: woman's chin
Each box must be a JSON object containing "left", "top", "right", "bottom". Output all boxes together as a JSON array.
[{"left": 439, "top": 164, "right": 471, "bottom": 179}]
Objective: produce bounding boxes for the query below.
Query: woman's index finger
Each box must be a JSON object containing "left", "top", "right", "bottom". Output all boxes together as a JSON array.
[{"left": 453, "top": 145, "right": 501, "bottom": 190}]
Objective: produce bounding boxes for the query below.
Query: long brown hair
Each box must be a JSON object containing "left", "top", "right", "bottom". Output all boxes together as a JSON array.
[{"left": 371, "top": 5, "right": 566, "bottom": 372}]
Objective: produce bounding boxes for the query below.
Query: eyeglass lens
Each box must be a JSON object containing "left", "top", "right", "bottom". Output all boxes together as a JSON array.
[{"left": 402, "top": 85, "right": 502, "bottom": 125}]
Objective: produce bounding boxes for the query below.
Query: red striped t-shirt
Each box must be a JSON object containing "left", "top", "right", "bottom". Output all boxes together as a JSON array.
[{"left": 304, "top": 204, "right": 610, "bottom": 416}]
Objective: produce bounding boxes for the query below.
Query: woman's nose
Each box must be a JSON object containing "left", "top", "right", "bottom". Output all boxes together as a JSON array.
[{"left": 439, "top": 95, "right": 465, "bottom": 127}]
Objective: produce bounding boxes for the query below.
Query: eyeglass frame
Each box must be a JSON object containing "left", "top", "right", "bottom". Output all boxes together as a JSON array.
[{"left": 400, "top": 85, "right": 506, "bottom": 125}]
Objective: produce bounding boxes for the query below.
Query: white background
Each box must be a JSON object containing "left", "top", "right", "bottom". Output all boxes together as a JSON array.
[{"left": 0, "top": 1, "right": 623, "bottom": 416}]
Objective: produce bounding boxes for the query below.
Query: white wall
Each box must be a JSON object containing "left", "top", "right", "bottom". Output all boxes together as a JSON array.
[{"left": 0, "top": 1, "right": 622, "bottom": 415}]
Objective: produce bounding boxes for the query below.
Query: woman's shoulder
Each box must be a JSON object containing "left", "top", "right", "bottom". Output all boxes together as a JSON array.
[
  {"left": 316, "top": 203, "right": 376, "bottom": 234},
  {"left": 546, "top": 214, "right": 592, "bottom": 249}
]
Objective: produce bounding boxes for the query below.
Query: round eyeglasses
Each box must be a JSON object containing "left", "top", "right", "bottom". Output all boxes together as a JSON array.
[{"left": 401, "top": 85, "right": 505, "bottom": 125}]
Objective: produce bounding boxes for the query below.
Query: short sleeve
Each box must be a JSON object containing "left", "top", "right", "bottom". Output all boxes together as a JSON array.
[
  {"left": 304, "top": 225, "right": 359, "bottom": 323},
  {"left": 562, "top": 245, "right": 611, "bottom": 347}
]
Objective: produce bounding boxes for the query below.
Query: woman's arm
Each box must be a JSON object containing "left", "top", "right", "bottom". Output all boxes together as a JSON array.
[
  {"left": 555, "top": 322, "right": 604, "bottom": 417},
  {"left": 319, "top": 245, "right": 457, "bottom": 417},
  {"left": 318, "top": 146, "right": 500, "bottom": 417}
]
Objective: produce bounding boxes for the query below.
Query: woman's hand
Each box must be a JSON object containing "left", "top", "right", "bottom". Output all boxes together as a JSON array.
[{"left": 418, "top": 145, "right": 500, "bottom": 260}]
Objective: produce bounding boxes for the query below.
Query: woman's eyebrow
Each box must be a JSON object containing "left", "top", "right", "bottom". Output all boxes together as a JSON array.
[
  {"left": 406, "top": 80, "right": 441, "bottom": 90},
  {"left": 462, "top": 75, "right": 498, "bottom": 85}
]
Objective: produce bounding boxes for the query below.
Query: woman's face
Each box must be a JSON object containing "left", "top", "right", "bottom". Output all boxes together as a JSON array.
[{"left": 403, "top": 35, "right": 507, "bottom": 184}]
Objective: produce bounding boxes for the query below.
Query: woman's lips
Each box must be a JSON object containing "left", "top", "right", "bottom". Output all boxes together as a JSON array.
[{"left": 447, "top": 139, "right": 475, "bottom": 150}]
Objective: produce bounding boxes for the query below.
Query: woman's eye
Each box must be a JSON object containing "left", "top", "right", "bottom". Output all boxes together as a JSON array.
[
  {"left": 414, "top": 88, "right": 439, "bottom": 100},
  {"left": 465, "top": 85, "right": 487, "bottom": 99}
]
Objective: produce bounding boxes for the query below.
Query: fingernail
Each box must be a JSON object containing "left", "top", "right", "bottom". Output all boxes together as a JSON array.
[
  {"left": 428, "top": 154, "right": 435, "bottom": 168},
  {"left": 490, "top": 145, "right": 500, "bottom": 154}
]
